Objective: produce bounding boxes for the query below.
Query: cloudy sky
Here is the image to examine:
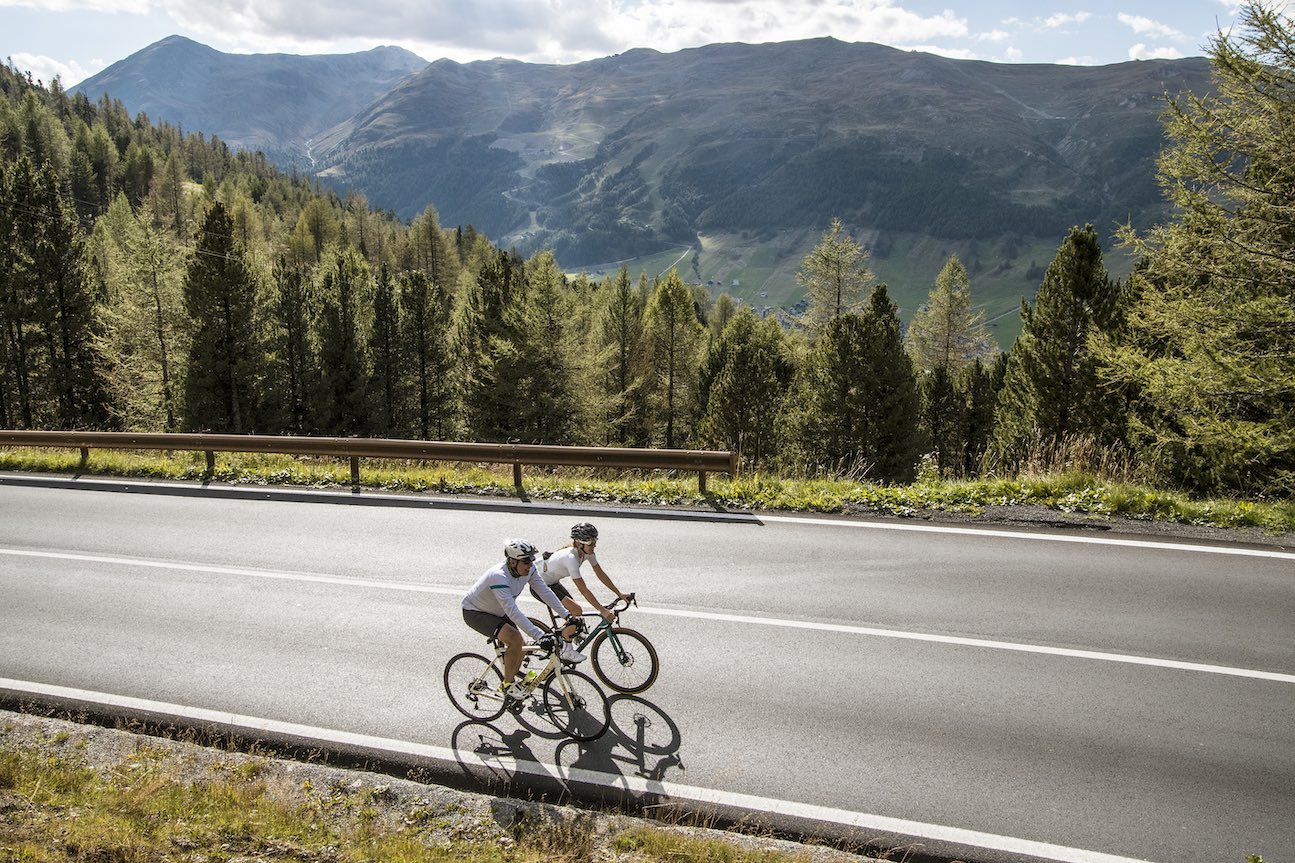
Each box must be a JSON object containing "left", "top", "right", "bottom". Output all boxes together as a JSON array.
[{"left": 3, "top": 0, "right": 1248, "bottom": 88}]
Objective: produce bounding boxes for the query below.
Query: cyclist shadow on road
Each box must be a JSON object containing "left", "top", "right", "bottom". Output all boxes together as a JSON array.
[{"left": 449, "top": 692, "right": 684, "bottom": 796}]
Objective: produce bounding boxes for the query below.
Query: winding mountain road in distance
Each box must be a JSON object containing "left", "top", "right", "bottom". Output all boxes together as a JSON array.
[{"left": 1, "top": 476, "right": 1292, "bottom": 863}]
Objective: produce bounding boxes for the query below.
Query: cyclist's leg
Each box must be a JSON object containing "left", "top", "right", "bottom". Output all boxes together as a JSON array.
[
  {"left": 463, "top": 609, "right": 523, "bottom": 682},
  {"left": 552, "top": 583, "right": 582, "bottom": 640},
  {"left": 495, "top": 622, "right": 526, "bottom": 682}
]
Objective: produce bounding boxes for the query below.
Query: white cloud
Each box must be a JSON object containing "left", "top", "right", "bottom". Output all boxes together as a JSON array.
[
  {"left": 1003, "top": 46, "right": 1023, "bottom": 61},
  {"left": 0, "top": 0, "right": 151, "bottom": 9},
  {"left": 7, "top": 52, "right": 98, "bottom": 86},
  {"left": 1117, "top": 13, "right": 1184, "bottom": 39},
  {"left": 1042, "top": 12, "right": 1092, "bottom": 29},
  {"left": 1128, "top": 42, "right": 1185, "bottom": 60},
  {"left": 2, "top": 0, "right": 975, "bottom": 65}
]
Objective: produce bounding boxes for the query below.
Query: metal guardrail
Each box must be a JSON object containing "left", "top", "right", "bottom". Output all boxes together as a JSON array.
[{"left": 0, "top": 430, "right": 737, "bottom": 494}]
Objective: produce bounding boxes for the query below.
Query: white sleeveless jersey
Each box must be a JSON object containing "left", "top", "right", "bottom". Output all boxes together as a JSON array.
[{"left": 542, "top": 546, "right": 599, "bottom": 586}]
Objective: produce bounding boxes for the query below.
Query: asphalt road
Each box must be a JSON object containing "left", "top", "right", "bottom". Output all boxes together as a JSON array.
[{"left": 1, "top": 476, "right": 1292, "bottom": 863}]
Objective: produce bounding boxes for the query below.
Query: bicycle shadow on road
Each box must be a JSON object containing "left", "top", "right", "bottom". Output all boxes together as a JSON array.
[{"left": 447, "top": 692, "right": 684, "bottom": 808}]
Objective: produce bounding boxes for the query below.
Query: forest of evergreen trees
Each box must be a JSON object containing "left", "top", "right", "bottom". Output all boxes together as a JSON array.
[{"left": 2, "top": 0, "right": 1291, "bottom": 499}]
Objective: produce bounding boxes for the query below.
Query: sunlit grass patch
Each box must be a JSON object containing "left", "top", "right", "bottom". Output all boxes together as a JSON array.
[{"left": 2, "top": 445, "right": 1291, "bottom": 533}]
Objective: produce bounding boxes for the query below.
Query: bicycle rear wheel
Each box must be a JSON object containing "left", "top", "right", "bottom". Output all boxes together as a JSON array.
[
  {"left": 542, "top": 669, "right": 610, "bottom": 741},
  {"left": 590, "top": 627, "right": 659, "bottom": 693},
  {"left": 443, "top": 652, "right": 506, "bottom": 721}
]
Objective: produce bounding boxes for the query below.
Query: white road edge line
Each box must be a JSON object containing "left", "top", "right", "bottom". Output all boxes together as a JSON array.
[
  {"left": 756, "top": 514, "right": 1295, "bottom": 560},
  {"left": 0, "top": 677, "right": 1157, "bottom": 863},
  {"left": 5, "top": 547, "right": 1293, "bottom": 685}
]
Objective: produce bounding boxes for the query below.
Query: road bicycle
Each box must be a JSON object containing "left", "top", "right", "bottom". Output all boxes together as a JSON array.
[
  {"left": 443, "top": 632, "right": 611, "bottom": 741},
  {"left": 531, "top": 592, "right": 659, "bottom": 694}
]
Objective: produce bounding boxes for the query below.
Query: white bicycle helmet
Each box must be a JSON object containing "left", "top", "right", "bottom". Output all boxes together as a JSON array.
[{"left": 504, "top": 538, "right": 538, "bottom": 561}]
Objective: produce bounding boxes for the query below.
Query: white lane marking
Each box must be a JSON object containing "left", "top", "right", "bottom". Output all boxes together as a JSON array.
[
  {"left": 5, "top": 547, "right": 1293, "bottom": 685},
  {"left": 757, "top": 513, "right": 1295, "bottom": 559},
  {"left": 0, "top": 677, "right": 1159, "bottom": 863},
  {"left": 630, "top": 607, "right": 1295, "bottom": 684}
]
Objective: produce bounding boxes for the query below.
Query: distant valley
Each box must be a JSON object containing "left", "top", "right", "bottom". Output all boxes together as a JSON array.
[{"left": 73, "top": 37, "right": 1214, "bottom": 337}]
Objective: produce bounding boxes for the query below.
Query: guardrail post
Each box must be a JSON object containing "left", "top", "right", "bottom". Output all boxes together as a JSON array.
[
  {"left": 698, "top": 470, "right": 707, "bottom": 494},
  {"left": 205, "top": 450, "right": 215, "bottom": 474},
  {"left": 350, "top": 456, "right": 360, "bottom": 485},
  {"left": 79, "top": 446, "right": 89, "bottom": 469},
  {"left": 513, "top": 462, "right": 523, "bottom": 494}
]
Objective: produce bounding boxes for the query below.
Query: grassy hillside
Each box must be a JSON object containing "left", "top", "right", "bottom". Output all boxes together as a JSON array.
[{"left": 572, "top": 228, "right": 1139, "bottom": 346}]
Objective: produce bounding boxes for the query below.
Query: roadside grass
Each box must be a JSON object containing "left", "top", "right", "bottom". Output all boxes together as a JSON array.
[
  {"left": 0, "top": 738, "right": 826, "bottom": 863},
  {"left": 2, "top": 446, "right": 1292, "bottom": 534}
]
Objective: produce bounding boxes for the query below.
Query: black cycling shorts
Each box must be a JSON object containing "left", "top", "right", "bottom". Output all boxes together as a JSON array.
[
  {"left": 531, "top": 581, "right": 572, "bottom": 603},
  {"left": 462, "top": 608, "right": 509, "bottom": 639}
]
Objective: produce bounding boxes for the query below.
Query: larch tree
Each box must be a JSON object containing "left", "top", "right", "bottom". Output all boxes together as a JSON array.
[
  {"left": 1100, "top": 0, "right": 1295, "bottom": 496},
  {"left": 906, "top": 253, "right": 995, "bottom": 375},
  {"left": 796, "top": 217, "right": 874, "bottom": 333},
  {"left": 643, "top": 269, "right": 704, "bottom": 448},
  {"left": 596, "top": 265, "right": 650, "bottom": 446}
]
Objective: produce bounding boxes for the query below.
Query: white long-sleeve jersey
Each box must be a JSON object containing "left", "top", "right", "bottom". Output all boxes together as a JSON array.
[{"left": 462, "top": 559, "right": 566, "bottom": 640}]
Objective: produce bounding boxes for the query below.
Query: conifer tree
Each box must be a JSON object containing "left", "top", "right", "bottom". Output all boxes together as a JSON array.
[
  {"left": 643, "top": 270, "right": 704, "bottom": 448},
  {"left": 919, "top": 363, "right": 961, "bottom": 476},
  {"left": 91, "top": 196, "right": 187, "bottom": 430},
  {"left": 270, "top": 256, "right": 316, "bottom": 434},
  {"left": 796, "top": 217, "right": 874, "bottom": 333},
  {"left": 1, "top": 156, "right": 108, "bottom": 429},
  {"left": 698, "top": 306, "right": 794, "bottom": 465},
  {"left": 596, "top": 265, "right": 650, "bottom": 446},
  {"left": 991, "top": 225, "right": 1125, "bottom": 468},
  {"left": 455, "top": 249, "right": 526, "bottom": 442},
  {"left": 957, "top": 357, "right": 1000, "bottom": 477},
  {"left": 1102, "top": 0, "right": 1295, "bottom": 495},
  {"left": 407, "top": 204, "right": 460, "bottom": 298},
  {"left": 906, "top": 254, "right": 995, "bottom": 375},
  {"left": 708, "top": 293, "right": 738, "bottom": 340},
  {"left": 859, "top": 286, "right": 923, "bottom": 482},
  {"left": 367, "top": 263, "right": 402, "bottom": 436},
  {"left": 791, "top": 312, "right": 871, "bottom": 474},
  {"left": 400, "top": 269, "right": 452, "bottom": 440},
  {"left": 518, "top": 249, "right": 576, "bottom": 443},
  {"left": 315, "top": 247, "right": 371, "bottom": 435},
  {"left": 182, "top": 201, "right": 260, "bottom": 433}
]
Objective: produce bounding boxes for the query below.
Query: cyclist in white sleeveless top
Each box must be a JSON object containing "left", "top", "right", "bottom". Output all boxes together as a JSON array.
[
  {"left": 462, "top": 538, "right": 584, "bottom": 700},
  {"left": 533, "top": 522, "right": 632, "bottom": 626}
]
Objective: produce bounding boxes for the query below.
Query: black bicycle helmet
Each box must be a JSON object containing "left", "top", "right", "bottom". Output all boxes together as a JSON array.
[{"left": 570, "top": 522, "right": 599, "bottom": 542}]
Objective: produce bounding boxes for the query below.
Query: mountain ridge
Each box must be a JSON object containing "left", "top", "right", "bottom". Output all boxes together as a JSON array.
[
  {"left": 71, "top": 36, "right": 428, "bottom": 167},
  {"left": 68, "top": 36, "right": 1213, "bottom": 334}
]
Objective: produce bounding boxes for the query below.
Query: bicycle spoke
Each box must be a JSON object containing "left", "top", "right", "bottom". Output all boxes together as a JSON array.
[
  {"left": 542, "top": 669, "right": 610, "bottom": 741},
  {"left": 443, "top": 653, "right": 506, "bottom": 721},
  {"left": 590, "top": 627, "right": 659, "bottom": 693}
]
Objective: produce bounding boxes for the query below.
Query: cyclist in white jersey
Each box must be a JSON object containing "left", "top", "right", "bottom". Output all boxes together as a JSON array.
[
  {"left": 533, "top": 522, "right": 632, "bottom": 625},
  {"left": 462, "top": 539, "right": 584, "bottom": 699}
]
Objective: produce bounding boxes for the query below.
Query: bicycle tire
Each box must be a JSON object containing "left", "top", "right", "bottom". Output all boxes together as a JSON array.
[
  {"left": 542, "top": 669, "right": 610, "bottom": 741},
  {"left": 443, "top": 652, "right": 506, "bottom": 721},
  {"left": 590, "top": 626, "right": 659, "bottom": 693}
]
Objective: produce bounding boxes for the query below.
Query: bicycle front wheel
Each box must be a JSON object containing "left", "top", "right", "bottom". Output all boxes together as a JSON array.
[
  {"left": 443, "top": 652, "right": 506, "bottom": 721},
  {"left": 542, "top": 669, "right": 610, "bottom": 741},
  {"left": 590, "top": 627, "right": 659, "bottom": 693}
]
